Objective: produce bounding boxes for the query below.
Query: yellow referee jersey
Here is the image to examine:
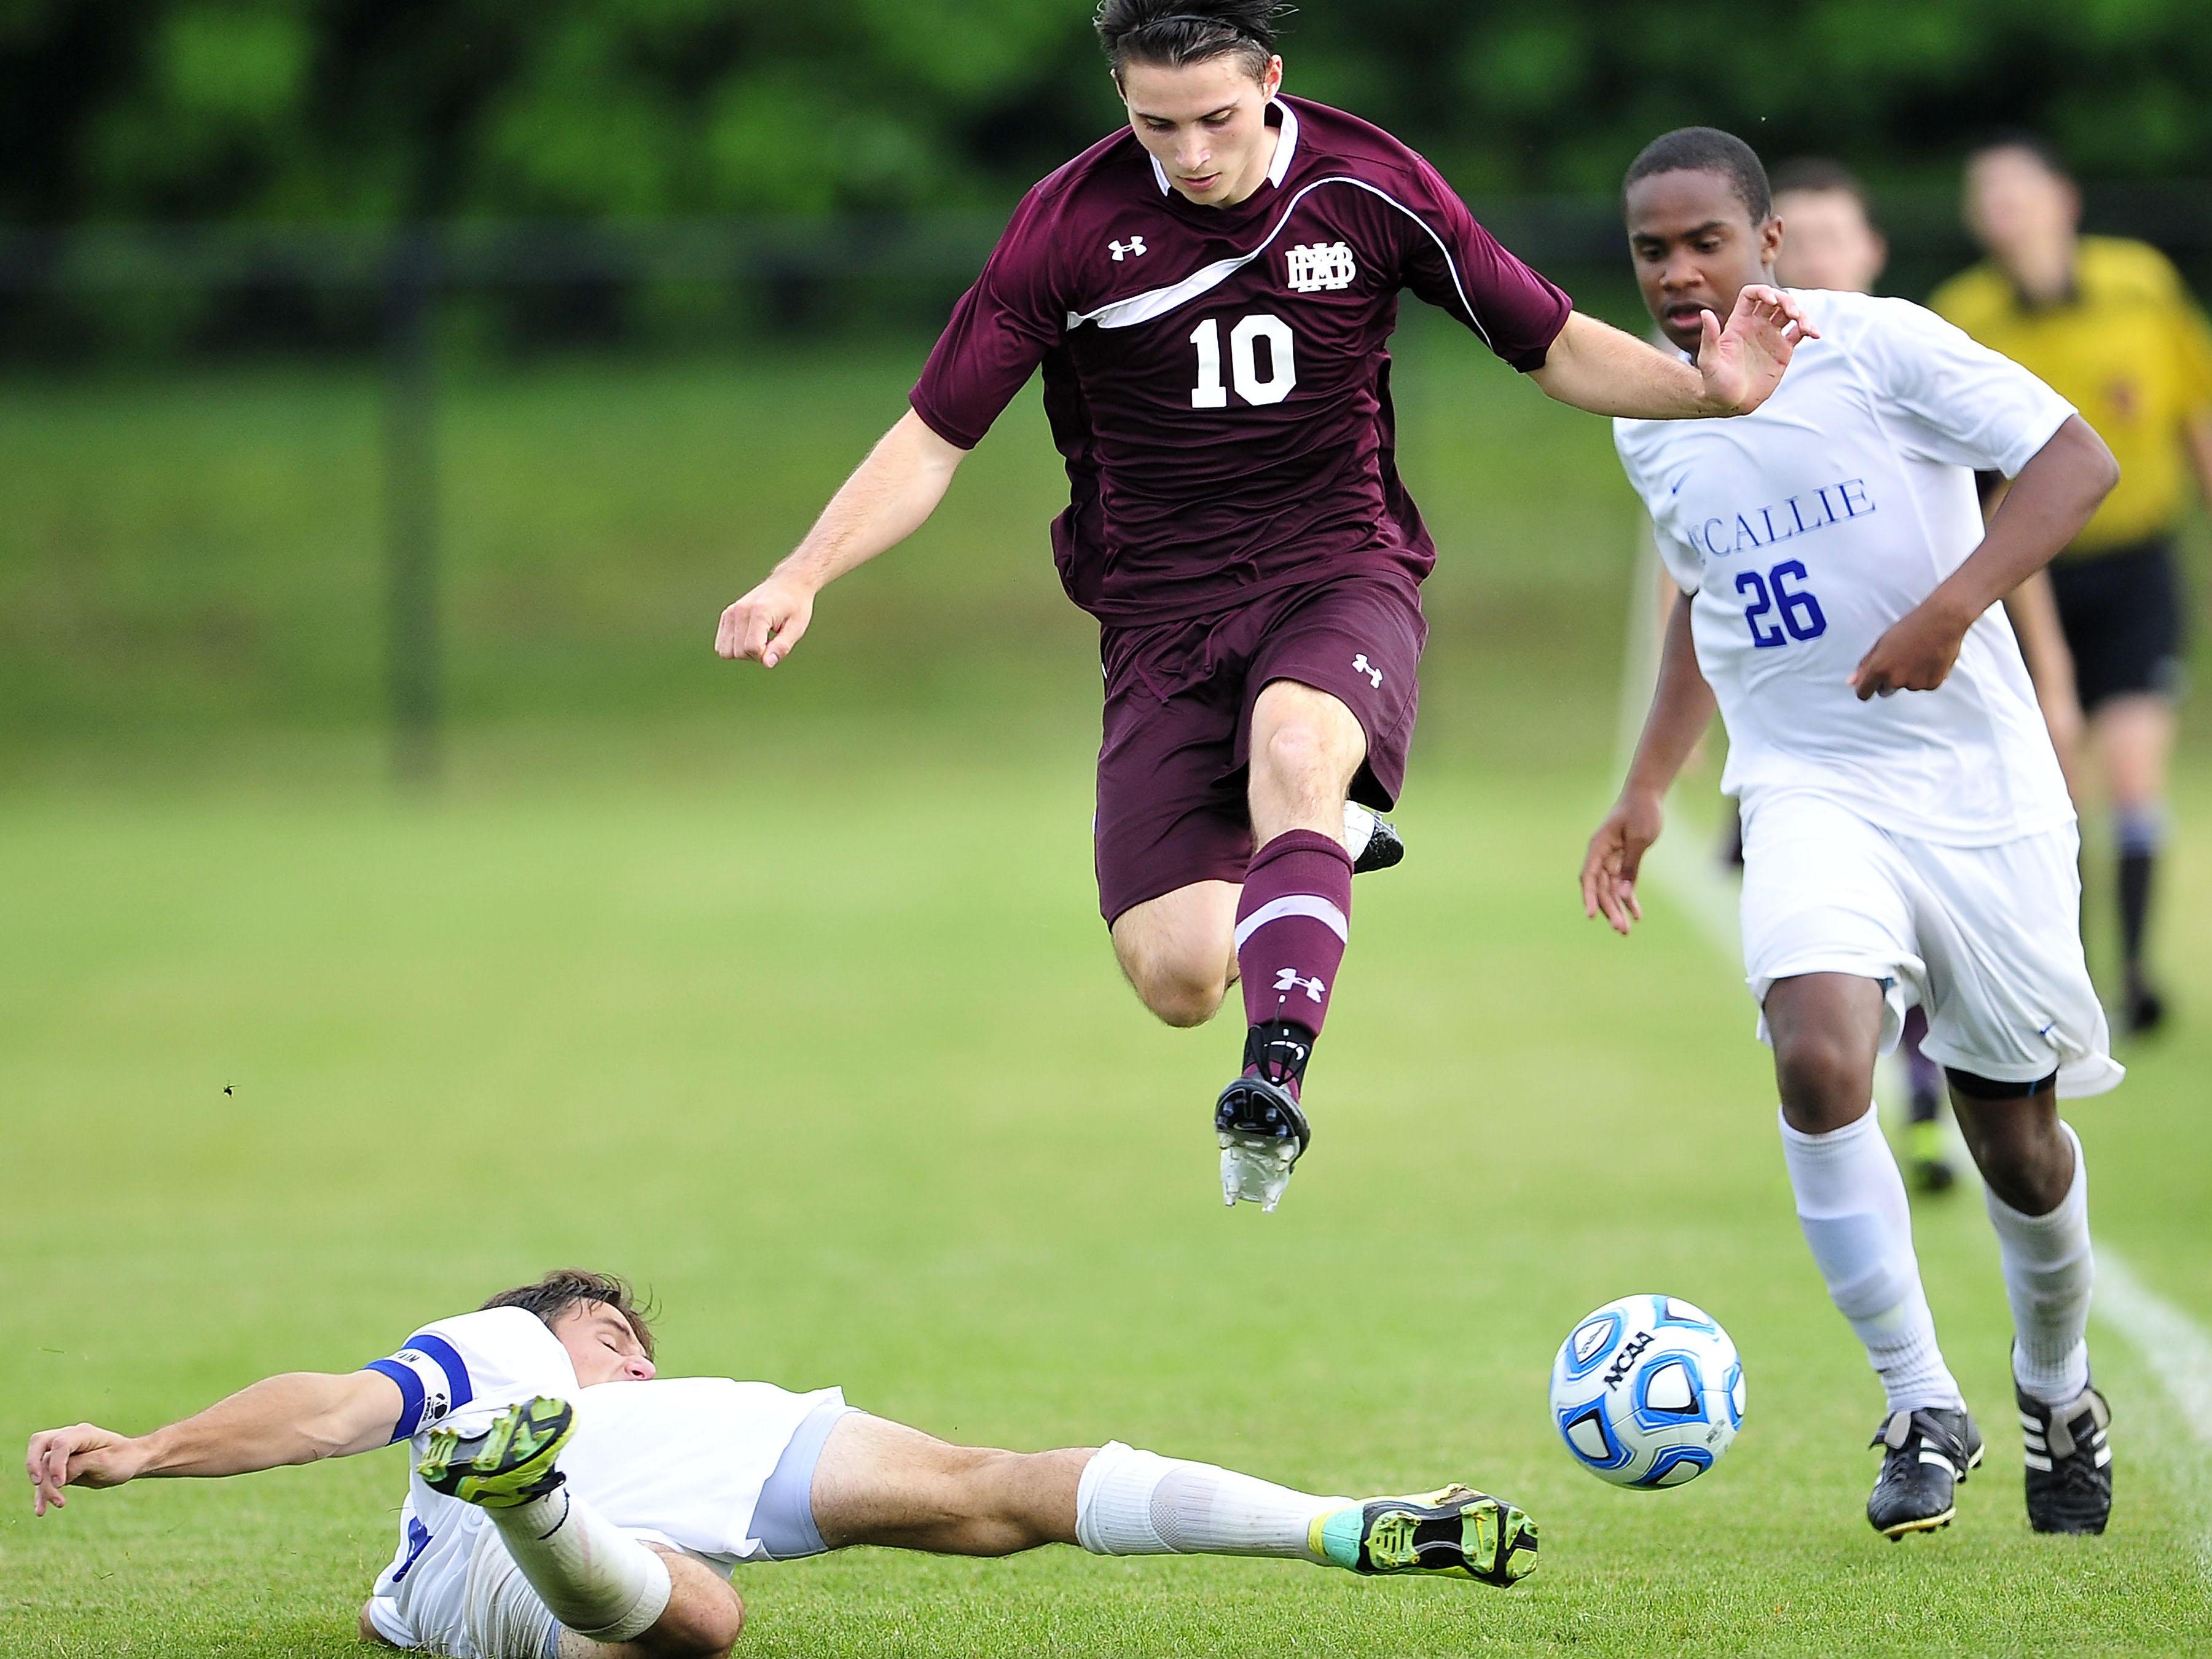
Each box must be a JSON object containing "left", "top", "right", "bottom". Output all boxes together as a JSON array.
[{"left": 1932, "top": 237, "right": 2212, "bottom": 554}]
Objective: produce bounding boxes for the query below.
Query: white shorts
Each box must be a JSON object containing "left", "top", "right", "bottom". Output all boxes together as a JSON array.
[
  {"left": 560, "top": 1378, "right": 845, "bottom": 1570},
  {"left": 1738, "top": 791, "right": 2123, "bottom": 1098}
]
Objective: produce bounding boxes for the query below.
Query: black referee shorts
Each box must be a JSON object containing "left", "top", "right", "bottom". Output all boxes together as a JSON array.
[{"left": 2047, "top": 536, "right": 2189, "bottom": 712}]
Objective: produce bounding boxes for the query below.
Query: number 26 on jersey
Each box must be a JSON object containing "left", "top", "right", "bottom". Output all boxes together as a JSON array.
[
  {"left": 1735, "top": 559, "right": 1827, "bottom": 648},
  {"left": 1191, "top": 315, "right": 1297, "bottom": 409}
]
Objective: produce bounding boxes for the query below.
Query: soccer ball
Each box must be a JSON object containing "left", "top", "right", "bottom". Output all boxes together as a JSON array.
[{"left": 1548, "top": 1294, "right": 1744, "bottom": 1489}]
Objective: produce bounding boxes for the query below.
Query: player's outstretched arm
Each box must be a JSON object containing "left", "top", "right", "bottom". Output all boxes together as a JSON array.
[
  {"left": 715, "top": 409, "right": 970, "bottom": 669},
  {"left": 1583, "top": 592, "right": 1717, "bottom": 936},
  {"left": 1531, "top": 290, "right": 1817, "bottom": 420},
  {"left": 26, "top": 1370, "right": 402, "bottom": 1516},
  {"left": 1851, "top": 415, "right": 2118, "bottom": 700}
]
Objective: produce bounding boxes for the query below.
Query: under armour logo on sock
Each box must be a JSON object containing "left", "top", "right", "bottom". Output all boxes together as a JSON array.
[
  {"left": 1352, "top": 653, "right": 1382, "bottom": 689},
  {"left": 1274, "top": 967, "right": 1327, "bottom": 1003}
]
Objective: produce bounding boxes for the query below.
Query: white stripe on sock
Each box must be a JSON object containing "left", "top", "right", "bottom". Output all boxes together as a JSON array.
[{"left": 1233, "top": 894, "right": 1349, "bottom": 951}]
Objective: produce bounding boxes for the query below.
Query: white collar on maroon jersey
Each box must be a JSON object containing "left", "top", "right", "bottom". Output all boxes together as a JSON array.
[{"left": 1148, "top": 97, "right": 1300, "bottom": 198}]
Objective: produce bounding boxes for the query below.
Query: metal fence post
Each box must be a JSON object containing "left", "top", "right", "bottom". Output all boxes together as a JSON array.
[{"left": 382, "top": 227, "right": 442, "bottom": 788}]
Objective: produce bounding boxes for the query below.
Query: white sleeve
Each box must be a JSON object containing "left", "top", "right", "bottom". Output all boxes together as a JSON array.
[
  {"left": 361, "top": 1307, "right": 574, "bottom": 1443},
  {"left": 1849, "top": 297, "right": 2076, "bottom": 476},
  {"left": 1614, "top": 424, "right": 1702, "bottom": 594}
]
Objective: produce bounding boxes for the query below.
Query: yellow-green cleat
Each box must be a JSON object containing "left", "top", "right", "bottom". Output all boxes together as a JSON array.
[
  {"left": 1311, "top": 1483, "right": 1539, "bottom": 1587},
  {"left": 417, "top": 1396, "right": 576, "bottom": 1509}
]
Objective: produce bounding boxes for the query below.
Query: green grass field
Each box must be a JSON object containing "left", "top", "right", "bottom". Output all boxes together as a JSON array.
[{"left": 3, "top": 338, "right": 2211, "bottom": 1655}]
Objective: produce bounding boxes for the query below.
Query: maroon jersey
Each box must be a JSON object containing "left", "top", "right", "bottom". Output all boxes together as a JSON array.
[{"left": 910, "top": 96, "right": 1572, "bottom": 626}]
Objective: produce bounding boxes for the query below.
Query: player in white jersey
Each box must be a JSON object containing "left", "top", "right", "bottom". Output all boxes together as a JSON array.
[
  {"left": 27, "top": 1270, "right": 1538, "bottom": 1658},
  {"left": 1768, "top": 156, "right": 2090, "bottom": 1196},
  {"left": 1580, "top": 130, "right": 2123, "bottom": 1542}
]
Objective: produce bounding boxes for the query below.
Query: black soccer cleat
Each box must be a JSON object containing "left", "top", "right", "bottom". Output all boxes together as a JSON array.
[
  {"left": 1345, "top": 804, "right": 1406, "bottom": 876},
  {"left": 1905, "top": 1118, "right": 1957, "bottom": 1194},
  {"left": 2018, "top": 1375, "right": 2112, "bottom": 1535},
  {"left": 1867, "top": 1406, "right": 1983, "bottom": 1539},
  {"left": 1312, "top": 1484, "right": 1539, "bottom": 1586},
  {"left": 2123, "top": 976, "right": 2166, "bottom": 1037},
  {"left": 1215, "top": 1072, "right": 1312, "bottom": 1212}
]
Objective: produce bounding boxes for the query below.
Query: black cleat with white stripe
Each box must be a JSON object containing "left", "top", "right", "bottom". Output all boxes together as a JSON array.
[
  {"left": 1344, "top": 804, "right": 1405, "bottom": 876},
  {"left": 1867, "top": 1406, "right": 1983, "bottom": 1539},
  {"left": 2018, "top": 1376, "right": 2112, "bottom": 1535}
]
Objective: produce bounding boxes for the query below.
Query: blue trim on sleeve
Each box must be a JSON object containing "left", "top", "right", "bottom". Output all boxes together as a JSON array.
[
  {"left": 404, "top": 1332, "right": 474, "bottom": 1412},
  {"left": 364, "top": 1359, "right": 425, "bottom": 1443}
]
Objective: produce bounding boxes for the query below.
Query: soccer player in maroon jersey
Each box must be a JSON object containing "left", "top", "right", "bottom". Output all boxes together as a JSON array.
[{"left": 715, "top": 0, "right": 1813, "bottom": 1210}]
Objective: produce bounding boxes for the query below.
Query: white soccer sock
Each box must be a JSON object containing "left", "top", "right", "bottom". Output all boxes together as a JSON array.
[
  {"left": 1985, "top": 1121, "right": 2094, "bottom": 1405},
  {"left": 1780, "top": 1104, "right": 1966, "bottom": 1413},
  {"left": 485, "top": 1482, "right": 672, "bottom": 1645},
  {"left": 461, "top": 1527, "right": 562, "bottom": 1659},
  {"left": 1075, "top": 1441, "right": 1350, "bottom": 1564}
]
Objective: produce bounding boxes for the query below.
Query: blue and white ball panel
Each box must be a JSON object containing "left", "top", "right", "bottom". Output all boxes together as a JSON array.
[
  {"left": 1649, "top": 1295, "right": 1720, "bottom": 1333},
  {"left": 1555, "top": 1399, "right": 1633, "bottom": 1471},
  {"left": 1559, "top": 1309, "right": 1626, "bottom": 1382},
  {"left": 1634, "top": 1445, "right": 1716, "bottom": 1489}
]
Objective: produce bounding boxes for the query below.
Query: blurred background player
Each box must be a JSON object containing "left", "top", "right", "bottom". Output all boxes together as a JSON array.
[
  {"left": 711, "top": 0, "right": 1810, "bottom": 1210},
  {"left": 26, "top": 1269, "right": 1539, "bottom": 1658},
  {"left": 1588, "top": 128, "right": 2122, "bottom": 1540},
  {"left": 1771, "top": 157, "right": 2087, "bottom": 1192},
  {"left": 1935, "top": 135, "right": 2212, "bottom": 1035}
]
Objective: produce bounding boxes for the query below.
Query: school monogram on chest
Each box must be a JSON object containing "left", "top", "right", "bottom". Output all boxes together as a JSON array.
[{"left": 1285, "top": 241, "right": 1357, "bottom": 293}]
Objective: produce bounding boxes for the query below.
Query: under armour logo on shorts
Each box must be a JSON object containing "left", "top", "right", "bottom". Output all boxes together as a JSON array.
[
  {"left": 1275, "top": 967, "right": 1327, "bottom": 1003},
  {"left": 1352, "top": 653, "right": 1383, "bottom": 689}
]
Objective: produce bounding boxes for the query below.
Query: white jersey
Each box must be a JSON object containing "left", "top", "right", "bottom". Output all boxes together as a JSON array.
[
  {"left": 1615, "top": 288, "right": 2077, "bottom": 845},
  {"left": 363, "top": 1307, "right": 581, "bottom": 1654}
]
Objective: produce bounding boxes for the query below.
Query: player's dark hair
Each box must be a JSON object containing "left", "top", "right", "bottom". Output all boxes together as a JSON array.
[
  {"left": 1771, "top": 156, "right": 1875, "bottom": 221},
  {"left": 1624, "top": 127, "right": 1773, "bottom": 226},
  {"left": 485, "top": 1269, "right": 657, "bottom": 1360},
  {"left": 1966, "top": 130, "right": 2073, "bottom": 183},
  {"left": 1095, "top": 0, "right": 1291, "bottom": 83}
]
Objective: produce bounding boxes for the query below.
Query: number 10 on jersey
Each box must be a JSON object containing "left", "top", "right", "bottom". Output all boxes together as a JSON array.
[{"left": 1191, "top": 315, "right": 1297, "bottom": 409}]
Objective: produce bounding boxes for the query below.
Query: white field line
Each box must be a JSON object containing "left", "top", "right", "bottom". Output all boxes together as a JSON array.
[{"left": 2094, "top": 1252, "right": 2212, "bottom": 1451}]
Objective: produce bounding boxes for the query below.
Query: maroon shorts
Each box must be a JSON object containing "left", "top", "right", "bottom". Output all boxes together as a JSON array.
[{"left": 1093, "top": 573, "right": 1427, "bottom": 924}]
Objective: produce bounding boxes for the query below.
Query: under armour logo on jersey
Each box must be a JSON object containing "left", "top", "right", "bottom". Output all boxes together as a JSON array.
[
  {"left": 1352, "top": 653, "right": 1383, "bottom": 689},
  {"left": 1109, "top": 237, "right": 1148, "bottom": 261},
  {"left": 1274, "top": 967, "right": 1327, "bottom": 1003},
  {"left": 1286, "top": 241, "right": 1357, "bottom": 292}
]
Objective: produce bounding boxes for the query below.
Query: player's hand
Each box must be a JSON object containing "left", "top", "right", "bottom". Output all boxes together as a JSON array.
[
  {"left": 1850, "top": 599, "right": 1971, "bottom": 700},
  {"left": 25, "top": 1424, "right": 148, "bottom": 1516},
  {"left": 1581, "top": 789, "right": 1665, "bottom": 936},
  {"left": 715, "top": 575, "right": 817, "bottom": 669},
  {"left": 1698, "top": 285, "right": 1818, "bottom": 416}
]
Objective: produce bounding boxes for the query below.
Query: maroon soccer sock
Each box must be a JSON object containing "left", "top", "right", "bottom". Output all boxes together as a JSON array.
[{"left": 1234, "top": 829, "right": 1354, "bottom": 1096}]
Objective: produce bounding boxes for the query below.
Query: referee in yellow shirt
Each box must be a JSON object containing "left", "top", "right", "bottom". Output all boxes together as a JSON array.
[{"left": 1935, "top": 134, "right": 2212, "bottom": 1034}]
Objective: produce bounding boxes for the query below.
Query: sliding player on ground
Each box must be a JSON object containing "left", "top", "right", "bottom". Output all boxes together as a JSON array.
[
  {"left": 27, "top": 1269, "right": 1539, "bottom": 1658},
  {"left": 1583, "top": 129, "right": 2122, "bottom": 1540},
  {"left": 1769, "top": 157, "right": 2087, "bottom": 1194},
  {"left": 712, "top": 0, "right": 1810, "bottom": 1211},
  {"left": 1934, "top": 135, "right": 2212, "bottom": 1035}
]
